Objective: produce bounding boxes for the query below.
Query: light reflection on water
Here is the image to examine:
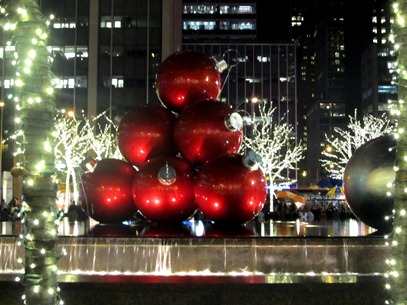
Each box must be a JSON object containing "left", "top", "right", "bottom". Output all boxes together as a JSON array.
[{"left": 0, "top": 217, "right": 378, "bottom": 238}]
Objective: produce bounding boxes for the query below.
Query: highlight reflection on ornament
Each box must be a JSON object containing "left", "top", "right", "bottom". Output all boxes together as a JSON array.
[
  {"left": 80, "top": 159, "right": 137, "bottom": 224},
  {"left": 117, "top": 104, "right": 177, "bottom": 168},
  {"left": 155, "top": 50, "right": 225, "bottom": 113},
  {"left": 174, "top": 99, "right": 243, "bottom": 165},
  {"left": 195, "top": 152, "right": 267, "bottom": 224},
  {"left": 132, "top": 155, "right": 197, "bottom": 224}
]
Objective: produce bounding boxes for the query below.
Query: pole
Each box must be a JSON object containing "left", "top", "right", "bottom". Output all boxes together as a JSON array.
[
  {"left": 0, "top": 101, "right": 3, "bottom": 202},
  {"left": 0, "top": 28, "right": 4, "bottom": 202}
]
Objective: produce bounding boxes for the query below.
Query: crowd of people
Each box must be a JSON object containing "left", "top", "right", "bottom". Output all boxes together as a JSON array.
[
  {"left": 0, "top": 197, "right": 89, "bottom": 223},
  {"left": 258, "top": 197, "right": 354, "bottom": 222}
]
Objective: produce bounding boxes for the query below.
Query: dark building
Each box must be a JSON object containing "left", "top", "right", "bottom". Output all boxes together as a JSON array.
[
  {"left": 38, "top": 0, "right": 180, "bottom": 118},
  {"left": 361, "top": 0, "right": 397, "bottom": 117},
  {"left": 288, "top": 0, "right": 391, "bottom": 185},
  {"left": 289, "top": 0, "right": 348, "bottom": 184}
]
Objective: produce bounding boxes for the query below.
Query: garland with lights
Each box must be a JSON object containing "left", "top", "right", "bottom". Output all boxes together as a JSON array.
[
  {"left": 386, "top": 2, "right": 407, "bottom": 304},
  {"left": 2, "top": 0, "right": 64, "bottom": 304}
]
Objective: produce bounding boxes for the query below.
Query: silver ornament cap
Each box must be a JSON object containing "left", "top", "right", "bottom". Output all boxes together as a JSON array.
[
  {"left": 158, "top": 163, "right": 177, "bottom": 185},
  {"left": 224, "top": 112, "right": 243, "bottom": 132},
  {"left": 242, "top": 150, "right": 262, "bottom": 171}
]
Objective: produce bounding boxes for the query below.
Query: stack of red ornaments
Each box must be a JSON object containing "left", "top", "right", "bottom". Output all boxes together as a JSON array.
[{"left": 80, "top": 50, "right": 267, "bottom": 225}]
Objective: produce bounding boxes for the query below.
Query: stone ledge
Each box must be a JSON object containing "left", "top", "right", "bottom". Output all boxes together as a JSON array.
[{"left": 0, "top": 235, "right": 389, "bottom": 282}]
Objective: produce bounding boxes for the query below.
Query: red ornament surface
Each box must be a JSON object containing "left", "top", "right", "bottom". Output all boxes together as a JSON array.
[
  {"left": 80, "top": 159, "right": 137, "bottom": 223},
  {"left": 195, "top": 153, "right": 267, "bottom": 224},
  {"left": 132, "top": 155, "right": 197, "bottom": 224},
  {"left": 117, "top": 104, "right": 177, "bottom": 167},
  {"left": 174, "top": 99, "right": 243, "bottom": 165},
  {"left": 155, "top": 50, "right": 222, "bottom": 113}
]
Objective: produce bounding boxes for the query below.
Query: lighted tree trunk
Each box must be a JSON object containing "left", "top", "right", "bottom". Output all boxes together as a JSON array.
[
  {"left": 7, "top": 0, "right": 60, "bottom": 304},
  {"left": 389, "top": 2, "right": 407, "bottom": 304}
]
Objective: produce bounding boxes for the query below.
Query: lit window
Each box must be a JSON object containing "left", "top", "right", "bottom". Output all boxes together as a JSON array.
[
  {"left": 101, "top": 16, "right": 122, "bottom": 28},
  {"left": 237, "top": 6, "right": 253, "bottom": 14},
  {"left": 4, "top": 79, "right": 14, "bottom": 88},
  {"left": 54, "top": 22, "right": 76, "bottom": 29},
  {"left": 68, "top": 78, "right": 75, "bottom": 88},
  {"left": 112, "top": 78, "right": 124, "bottom": 88},
  {"left": 257, "top": 56, "right": 269, "bottom": 63}
]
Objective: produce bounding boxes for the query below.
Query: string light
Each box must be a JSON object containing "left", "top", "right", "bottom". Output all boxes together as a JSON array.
[
  {"left": 385, "top": 2, "right": 407, "bottom": 304},
  {"left": 1, "top": 1, "right": 65, "bottom": 304}
]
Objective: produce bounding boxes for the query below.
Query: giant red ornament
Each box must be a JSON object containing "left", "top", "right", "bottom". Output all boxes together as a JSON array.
[
  {"left": 132, "top": 155, "right": 197, "bottom": 224},
  {"left": 174, "top": 99, "right": 243, "bottom": 165},
  {"left": 195, "top": 152, "right": 267, "bottom": 224},
  {"left": 155, "top": 50, "right": 225, "bottom": 113},
  {"left": 117, "top": 104, "right": 177, "bottom": 167},
  {"left": 79, "top": 158, "right": 137, "bottom": 224}
]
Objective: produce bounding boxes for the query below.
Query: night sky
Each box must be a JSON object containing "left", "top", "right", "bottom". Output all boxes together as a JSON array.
[{"left": 256, "top": 1, "right": 291, "bottom": 43}]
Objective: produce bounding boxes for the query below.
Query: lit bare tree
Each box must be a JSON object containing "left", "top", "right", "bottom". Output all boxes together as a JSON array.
[
  {"left": 85, "top": 112, "right": 123, "bottom": 161},
  {"left": 321, "top": 109, "right": 394, "bottom": 179},
  {"left": 240, "top": 102, "right": 305, "bottom": 204},
  {"left": 54, "top": 110, "right": 123, "bottom": 208},
  {"left": 53, "top": 110, "right": 92, "bottom": 207}
]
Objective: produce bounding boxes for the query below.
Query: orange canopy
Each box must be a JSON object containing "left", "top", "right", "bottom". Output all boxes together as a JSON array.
[{"left": 276, "top": 190, "right": 306, "bottom": 204}]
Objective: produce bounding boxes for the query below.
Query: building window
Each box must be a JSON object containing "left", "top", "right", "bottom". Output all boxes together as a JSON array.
[
  {"left": 54, "top": 77, "right": 87, "bottom": 89},
  {"left": 53, "top": 22, "right": 76, "bottom": 29},
  {"left": 378, "top": 85, "right": 397, "bottom": 94},
  {"left": 112, "top": 78, "right": 124, "bottom": 88},
  {"left": 100, "top": 16, "right": 122, "bottom": 28},
  {"left": 3, "top": 79, "right": 14, "bottom": 88},
  {"left": 184, "top": 21, "right": 216, "bottom": 30},
  {"left": 52, "top": 46, "right": 88, "bottom": 59},
  {"left": 183, "top": 5, "right": 216, "bottom": 14},
  {"left": 236, "top": 6, "right": 253, "bottom": 14}
]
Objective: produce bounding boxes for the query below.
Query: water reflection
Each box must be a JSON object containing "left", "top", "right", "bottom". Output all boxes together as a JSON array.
[{"left": 0, "top": 217, "right": 378, "bottom": 238}]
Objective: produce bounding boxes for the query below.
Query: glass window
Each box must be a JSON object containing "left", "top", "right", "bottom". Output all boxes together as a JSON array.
[{"left": 101, "top": 16, "right": 123, "bottom": 28}]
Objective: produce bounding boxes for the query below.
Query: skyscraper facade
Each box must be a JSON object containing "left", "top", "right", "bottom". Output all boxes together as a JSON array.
[
  {"left": 361, "top": 0, "right": 397, "bottom": 117},
  {"left": 290, "top": 0, "right": 348, "bottom": 184}
]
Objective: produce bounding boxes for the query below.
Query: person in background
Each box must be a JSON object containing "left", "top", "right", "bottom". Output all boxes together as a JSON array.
[
  {"left": 8, "top": 197, "right": 20, "bottom": 221},
  {"left": 1, "top": 198, "right": 10, "bottom": 221},
  {"left": 65, "top": 201, "right": 88, "bottom": 222}
]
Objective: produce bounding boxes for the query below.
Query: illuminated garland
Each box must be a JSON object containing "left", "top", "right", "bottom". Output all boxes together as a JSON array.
[
  {"left": 2, "top": 1, "right": 65, "bottom": 304},
  {"left": 385, "top": 2, "right": 407, "bottom": 304}
]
